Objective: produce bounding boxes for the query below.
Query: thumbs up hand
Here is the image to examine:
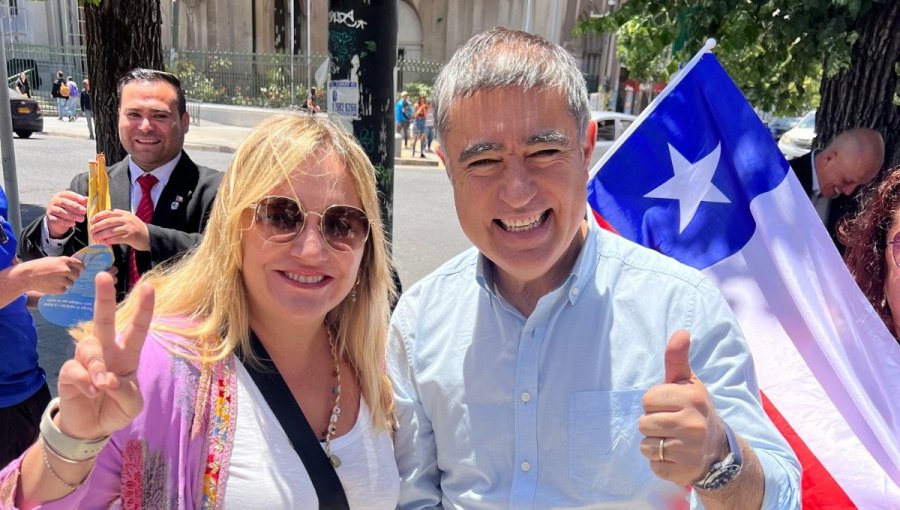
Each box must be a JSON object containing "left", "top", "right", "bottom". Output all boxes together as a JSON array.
[{"left": 638, "top": 330, "right": 729, "bottom": 486}]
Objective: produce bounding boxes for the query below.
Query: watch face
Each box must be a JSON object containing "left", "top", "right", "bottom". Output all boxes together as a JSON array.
[{"left": 704, "top": 464, "right": 741, "bottom": 490}]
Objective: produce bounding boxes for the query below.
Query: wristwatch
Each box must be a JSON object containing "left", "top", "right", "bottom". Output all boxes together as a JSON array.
[
  {"left": 40, "top": 397, "right": 110, "bottom": 463},
  {"left": 693, "top": 420, "right": 743, "bottom": 491}
]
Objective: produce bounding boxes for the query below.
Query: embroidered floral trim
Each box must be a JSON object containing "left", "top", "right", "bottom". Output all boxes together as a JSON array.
[
  {"left": 201, "top": 355, "right": 236, "bottom": 510},
  {"left": 121, "top": 440, "right": 144, "bottom": 509},
  {"left": 172, "top": 354, "right": 201, "bottom": 425},
  {"left": 121, "top": 439, "right": 169, "bottom": 510}
]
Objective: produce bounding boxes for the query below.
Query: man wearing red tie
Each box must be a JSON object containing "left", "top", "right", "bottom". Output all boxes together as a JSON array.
[{"left": 18, "top": 69, "right": 222, "bottom": 300}]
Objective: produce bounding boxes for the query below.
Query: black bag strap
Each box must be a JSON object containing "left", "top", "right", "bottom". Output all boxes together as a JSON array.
[{"left": 237, "top": 330, "right": 350, "bottom": 510}]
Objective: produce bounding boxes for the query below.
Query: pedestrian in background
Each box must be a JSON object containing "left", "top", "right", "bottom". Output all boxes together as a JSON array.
[
  {"left": 424, "top": 99, "right": 435, "bottom": 153},
  {"left": 51, "top": 71, "right": 67, "bottom": 121},
  {"left": 395, "top": 91, "right": 411, "bottom": 149},
  {"left": 80, "top": 79, "right": 94, "bottom": 140},
  {"left": 306, "top": 86, "right": 321, "bottom": 113},
  {"left": 14, "top": 72, "right": 31, "bottom": 98},
  {"left": 65, "top": 76, "right": 80, "bottom": 121},
  {"left": 412, "top": 95, "right": 428, "bottom": 158}
]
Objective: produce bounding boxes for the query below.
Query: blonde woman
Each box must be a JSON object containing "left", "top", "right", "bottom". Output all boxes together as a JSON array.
[{"left": 2, "top": 115, "right": 399, "bottom": 509}]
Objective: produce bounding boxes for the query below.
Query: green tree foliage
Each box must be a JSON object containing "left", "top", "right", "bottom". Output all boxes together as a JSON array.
[
  {"left": 577, "top": 0, "right": 899, "bottom": 168},
  {"left": 577, "top": 0, "right": 884, "bottom": 115}
]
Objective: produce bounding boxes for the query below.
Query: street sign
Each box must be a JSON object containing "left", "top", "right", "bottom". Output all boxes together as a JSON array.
[{"left": 328, "top": 79, "right": 360, "bottom": 119}]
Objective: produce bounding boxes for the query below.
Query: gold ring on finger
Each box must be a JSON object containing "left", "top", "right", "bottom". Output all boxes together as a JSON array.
[{"left": 658, "top": 437, "right": 666, "bottom": 462}]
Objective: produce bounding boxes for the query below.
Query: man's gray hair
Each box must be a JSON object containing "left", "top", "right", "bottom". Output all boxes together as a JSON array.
[{"left": 431, "top": 27, "right": 590, "bottom": 144}]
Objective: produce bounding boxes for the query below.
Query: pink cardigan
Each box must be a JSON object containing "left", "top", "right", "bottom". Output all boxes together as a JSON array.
[{"left": 0, "top": 324, "right": 238, "bottom": 509}]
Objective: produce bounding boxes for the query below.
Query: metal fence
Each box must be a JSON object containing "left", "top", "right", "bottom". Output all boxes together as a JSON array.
[
  {"left": 171, "top": 49, "right": 329, "bottom": 109},
  {"left": 397, "top": 58, "right": 444, "bottom": 93},
  {"left": 5, "top": 43, "right": 445, "bottom": 114},
  {"left": 6, "top": 43, "right": 87, "bottom": 116}
]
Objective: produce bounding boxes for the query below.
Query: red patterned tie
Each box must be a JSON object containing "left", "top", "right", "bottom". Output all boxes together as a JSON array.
[{"left": 128, "top": 173, "right": 158, "bottom": 290}]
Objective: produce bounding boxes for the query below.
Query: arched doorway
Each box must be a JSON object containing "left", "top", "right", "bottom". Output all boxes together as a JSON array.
[{"left": 398, "top": 1, "right": 423, "bottom": 61}]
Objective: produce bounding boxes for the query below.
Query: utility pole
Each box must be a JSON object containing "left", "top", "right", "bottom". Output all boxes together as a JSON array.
[
  {"left": 170, "top": 0, "right": 180, "bottom": 70},
  {"left": 289, "top": 0, "right": 296, "bottom": 107},
  {"left": 0, "top": 21, "right": 21, "bottom": 233},
  {"left": 327, "top": 0, "right": 398, "bottom": 237},
  {"left": 524, "top": 0, "right": 533, "bottom": 32},
  {"left": 306, "top": 0, "right": 312, "bottom": 94}
]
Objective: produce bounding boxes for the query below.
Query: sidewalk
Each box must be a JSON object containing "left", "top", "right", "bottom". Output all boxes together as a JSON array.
[{"left": 40, "top": 114, "right": 442, "bottom": 168}]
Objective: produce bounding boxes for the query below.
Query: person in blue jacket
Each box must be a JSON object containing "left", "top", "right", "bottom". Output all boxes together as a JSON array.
[
  {"left": 0, "top": 185, "right": 83, "bottom": 466},
  {"left": 395, "top": 91, "right": 412, "bottom": 148}
]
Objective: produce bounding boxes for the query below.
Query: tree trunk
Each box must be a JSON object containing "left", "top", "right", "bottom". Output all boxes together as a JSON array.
[
  {"left": 818, "top": 0, "right": 900, "bottom": 171},
  {"left": 83, "top": 0, "right": 164, "bottom": 165}
]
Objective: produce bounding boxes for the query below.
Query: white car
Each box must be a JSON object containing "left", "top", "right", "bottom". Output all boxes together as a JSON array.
[
  {"left": 777, "top": 110, "right": 816, "bottom": 159},
  {"left": 589, "top": 111, "right": 638, "bottom": 169}
]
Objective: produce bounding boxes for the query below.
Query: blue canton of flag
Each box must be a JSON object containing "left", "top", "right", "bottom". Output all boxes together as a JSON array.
[{"left": 587, "top": 53, "right": 788, "bottom": 270}]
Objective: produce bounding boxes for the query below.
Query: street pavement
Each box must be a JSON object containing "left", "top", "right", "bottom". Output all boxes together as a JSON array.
[{"left": 39, "top": 113, "right": 443, "bottom": 168}]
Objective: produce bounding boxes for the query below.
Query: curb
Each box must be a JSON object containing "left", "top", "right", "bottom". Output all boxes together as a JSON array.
[
  {"left": 41, "top": 130, "right": 239, "bottom": 155},
  {"left": 40, "top": 130, "right": 440, "bottom": 165},
  {"left": 395, "top": 157, "right": 440, "bottom": 168},
  {"left": 183, "top": 142, "right": 238, "bottom": 154}
]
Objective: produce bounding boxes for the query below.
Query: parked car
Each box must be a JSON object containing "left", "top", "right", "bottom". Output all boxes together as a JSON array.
[
  {"left": 768, "top": 116, "right": 801, "bottom": 140},
  {"left": 9, "top": 88, "right": 43, "bottom": 138},
  {"left": 589, "top": 111, "right": 638, "bottom": 169},
  {"left": 777, "top": 110, "right": 816, "bottom": 159}
]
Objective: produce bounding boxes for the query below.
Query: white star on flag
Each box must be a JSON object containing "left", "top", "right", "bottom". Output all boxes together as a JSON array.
[{"left": 644, "top": 143, "right": 730, "bottom": 233}]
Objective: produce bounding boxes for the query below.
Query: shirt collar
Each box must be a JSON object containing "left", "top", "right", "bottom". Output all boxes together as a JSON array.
[
  {"left": 809, "top": 149, "right": 821, "bottom": 196},
  {"left": 128, "top": 153, "right": 181, "bottom": 188},
  {"left": 475, "top": 208, "right": 601, "bottom": 307}
]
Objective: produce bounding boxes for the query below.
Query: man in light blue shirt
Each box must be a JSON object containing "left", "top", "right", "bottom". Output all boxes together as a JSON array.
[{"left": 387, "top": 28, "right": 800, "bottom": 509}]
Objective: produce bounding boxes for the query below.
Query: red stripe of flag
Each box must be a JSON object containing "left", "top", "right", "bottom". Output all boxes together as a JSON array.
[
  {"left": 592, "top": 210, "right": 618, "bottom": 234},
  {"left": 594, "top": 208, "right": 859, "bottom": 508},
  {"left": 761, "top": 392, "right": 857, "bottom": 509}
]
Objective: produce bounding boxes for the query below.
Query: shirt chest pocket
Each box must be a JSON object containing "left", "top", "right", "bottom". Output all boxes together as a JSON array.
[{"left": 567, "top": 389, "right": 654, "bottom": 495}]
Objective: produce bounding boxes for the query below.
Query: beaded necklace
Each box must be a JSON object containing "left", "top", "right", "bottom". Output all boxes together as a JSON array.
[{"left": 322, "top": 329, "right": 342, "bottom": 468}]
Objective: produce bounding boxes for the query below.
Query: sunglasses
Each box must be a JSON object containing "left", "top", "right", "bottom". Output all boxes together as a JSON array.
[
  {"left": 250, "top": 196, "right": 370, "bottom": 252},
  {"left": 888, "top": 232, "right": 900, "bottom": 269}
]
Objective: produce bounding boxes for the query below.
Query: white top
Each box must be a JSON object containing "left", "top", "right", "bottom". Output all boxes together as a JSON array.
[{"left": 223, "top": 361, "right": 399, "bottom": 509}]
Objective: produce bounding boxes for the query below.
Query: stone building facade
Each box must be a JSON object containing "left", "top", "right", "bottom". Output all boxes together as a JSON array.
[{"left": 158, "top": 0, "right": 623, "bottom": 88}]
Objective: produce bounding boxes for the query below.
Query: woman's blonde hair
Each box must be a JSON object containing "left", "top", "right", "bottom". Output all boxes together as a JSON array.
[{"left": 110, "top": 114, "right": 396, "bottom": 429}]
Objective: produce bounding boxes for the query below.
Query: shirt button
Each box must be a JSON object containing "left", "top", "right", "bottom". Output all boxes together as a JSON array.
[
  {"left": 521, "top": 461, "right": 531, "bottom": 472},
  {"left": 571, "top": 287, "right": 580, "bottom": 297},
  {"left": 520, "top": 392, "right": 531, "bottom": 402}
]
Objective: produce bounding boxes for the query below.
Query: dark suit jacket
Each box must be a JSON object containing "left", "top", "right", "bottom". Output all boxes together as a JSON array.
[
  {"left": 18, "top": 152, "right": 222, "bottom": 299},
  {"left": 789, "top": 152, "right": 814, "bottom": 197},
  {"left": 788, "top": 151, "right": 851, "bottom": 251}
]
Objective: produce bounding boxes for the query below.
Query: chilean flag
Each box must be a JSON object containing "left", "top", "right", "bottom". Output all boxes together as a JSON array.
[{"left": 587, "top": 43, "right": 900, "bottom": 508}]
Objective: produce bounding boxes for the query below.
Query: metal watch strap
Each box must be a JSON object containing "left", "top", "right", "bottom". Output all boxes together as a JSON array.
[
  {"left": 693, "top": 420, "right": 743, "bottom": 491},
  {"left": 40, "top": 397, "right": 111, "bottom": 462}
]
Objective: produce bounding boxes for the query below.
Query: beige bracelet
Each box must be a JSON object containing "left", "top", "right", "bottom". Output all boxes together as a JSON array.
[
  {"left": 39, "top": 438, "right": 88, "bottom": 491},
  {"left": 39, "top": 397, "right": 110, "bottom": 463}
]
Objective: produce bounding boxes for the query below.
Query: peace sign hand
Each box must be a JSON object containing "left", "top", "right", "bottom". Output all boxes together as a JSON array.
[{"left": 55, "top": 272, "right": 155, "bottom": 441}]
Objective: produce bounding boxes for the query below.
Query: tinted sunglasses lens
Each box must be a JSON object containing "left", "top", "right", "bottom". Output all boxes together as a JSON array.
[
  {"left": 256, "top": 197, "right": 303, "bottom": 241},
  {"left": 894, "top": 233, "right": 900, "bottom": 269},
  {"left": 322, "top": 206, "right": 369, "bottom": 251}
]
